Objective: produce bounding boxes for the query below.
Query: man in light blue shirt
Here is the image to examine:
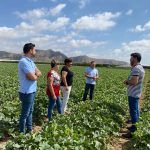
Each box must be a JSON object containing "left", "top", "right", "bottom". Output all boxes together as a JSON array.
[
  {"left": 18, "top": 43, "right": 42, "bottom": 133},
  {"left": 82, "top": 61, "right": 99, "bottom": 101}
]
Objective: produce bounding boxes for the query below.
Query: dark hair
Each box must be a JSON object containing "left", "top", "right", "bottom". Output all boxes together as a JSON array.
[
  {"left": 51, "top": 59, "right": 59, "bottom": 68},
  {"left": 131, "top": 53, "right": 141, "bottom": 62},
  {"left": 90, "top": 61, "right": 95, "bottom": 64},
  {"left": 64, "top": 58, "right": 72, "bottom": 65},
  {"left": 23, "top": 43, "right": 35, "bottom": 54}
]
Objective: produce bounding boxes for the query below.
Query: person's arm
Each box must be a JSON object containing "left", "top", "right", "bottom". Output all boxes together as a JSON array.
[
  {"left": 26, "top": 72, "right": 38, "bottom": 80},
  {"left": 124, "top": 76, "right": 139, "bottom": 86},
  {"left": 26, "top": 68, "right": 42, "bottom": 80},
  {"left": 35, "top": 68, "right": 42, "bottom": 77},
  {"left": 47, "top": 76, "right": 57, "bottom": 100},
  {"left": 21, "top": 61, "right": 39, "bottom": 80},
  {"left": 84, "top": 72, "right": 93, "bottom": 78},
  {"left": 62, "top": 71, "right": 69, "bottom": 91},
  {"left": 124, "top": 67, "right": 140, "bottom": 86},
  {"left": 84, "top": 68, "right": 93, "bottom": 78},
  {"left": 95, "top": 70, "right": 99, "bottom": 80}
]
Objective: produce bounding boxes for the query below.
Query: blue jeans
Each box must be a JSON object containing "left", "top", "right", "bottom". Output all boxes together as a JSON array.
[
  {"left": 19, "top": 92, "right": 36, "bottom": 133},
  {"left": 128, "top": 96, "right": 140, "bottom": 124},
  {"left": 83, "top": 83, "right": 95, "bottom": 101},
  {"left": 48, "top": 96, "right": 62, "bottom": 120}
]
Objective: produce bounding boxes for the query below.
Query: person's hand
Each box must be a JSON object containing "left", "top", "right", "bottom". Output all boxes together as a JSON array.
[
  {"left": 93, "top": 77, "right": 96, "bottom": 81},
  {"left": 35, "top": 69, "right": 42, "bottom": 77},
  {"left": 65, "top": 86, "right": 69, "bottom": 91},
  {"left": 124, "top": 80, "right": 128, "bottom": 85},
  {"left": 53, "top": 95, "right": 57, "bottom": 100}
]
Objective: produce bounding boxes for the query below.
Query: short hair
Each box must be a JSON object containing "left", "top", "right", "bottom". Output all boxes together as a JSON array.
[
  {"left": 64, "top": 58, "right": 72, "bottom": 65},
  {"left": 51, "top": 59, "right": 59, "bottom": 68},
  {"left": 131, "top": 53, "right": 142, "bottom": 62},
  {"left": 23, "top": 43, "right": 35, "bottom": 54},
  {"left": 90, "top": 61, "right": 95, "bottom": 64}
]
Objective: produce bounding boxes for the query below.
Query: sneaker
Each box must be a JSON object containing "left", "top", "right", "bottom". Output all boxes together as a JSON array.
[
  {"left": 26, "top": 129, "right": 33, "bottom": 134},
  {"left": 127, "top": 125, "right": 137, "bottom": 132},
  {"left": 126, "top": 119, "right": 132, "bottom": 124},
  {"left": 122, "top": 132, "right": 132, "bottom": 138},
  {"left": 65, "top": 111, "right": 71, "bottom": 115}
]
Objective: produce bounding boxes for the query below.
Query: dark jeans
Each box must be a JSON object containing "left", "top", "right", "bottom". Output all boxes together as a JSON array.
[
  {"left": 128, "top": 96, "right": 140, "bottom": 124},
  {"left": 19, "top": 92, "right": 36, "bottom": 133},
  {"left": 48, "top": 96, "right": 62, "bottom": 120},
  {"left": 83, "top": 83, "right": 95, "bottom": 101}
]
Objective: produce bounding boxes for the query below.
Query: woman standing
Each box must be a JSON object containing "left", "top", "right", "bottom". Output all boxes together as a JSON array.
[
  {"left": 61, "top": 58, "right": 74, "bottom": 114},
  {"left": 46, "top": 60, "right": 62, "bottom": 120}
]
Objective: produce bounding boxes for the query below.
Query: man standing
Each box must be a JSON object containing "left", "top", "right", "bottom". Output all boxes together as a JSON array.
[
  {"left": 123, "top": 53, "right": 145, "bottom": 137},
  {"left": 82, "top": 61, "right": 99, "bottom": 101},
  {"left": 18, "top": 43, "right": 42, "bottom": 133}
]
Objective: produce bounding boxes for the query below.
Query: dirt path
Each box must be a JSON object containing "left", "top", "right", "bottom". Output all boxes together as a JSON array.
[
  {"left": 110, "top": 76, "right": 149, "bottom": 150},
  {"left": 0, "top": 142, "right": 7, "bottom": 150}
]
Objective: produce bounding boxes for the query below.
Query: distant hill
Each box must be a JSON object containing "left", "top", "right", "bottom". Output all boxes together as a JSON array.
[
  {"left": 71, "top": 55, "right": 129, "bottom": 66},
  {"left": 0, "top": 49, "right": 128, "bottom": 66},
  {"left": 34, "top": 49, "right": 67, "bottom": 62},
  {"left": 0, "top": 51, "right": 21, "bottom": 60}
]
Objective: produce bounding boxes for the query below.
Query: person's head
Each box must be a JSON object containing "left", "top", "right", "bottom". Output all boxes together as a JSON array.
[
  {"left": 23, "top": 43, "right": 36, "bottom": 57},
  {"left": 64, "top": 58, "right": 73, "bottom": 67},
  {"left": 51, "top": 59, "right": 59, "bottom": 71},
  {"left": 90, "top": 61, "right": 96, "bottom": 68},
  {"left": 130, "top": 53, "right": 141, "bottom": 67}
]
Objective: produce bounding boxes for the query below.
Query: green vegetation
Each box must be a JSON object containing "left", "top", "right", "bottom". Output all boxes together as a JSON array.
[
  {"left": 132, "top": 71, "right": 150, "bottom": 150},
  {"left": 0, "top": 62, "right": 149, "bottom": 149}
]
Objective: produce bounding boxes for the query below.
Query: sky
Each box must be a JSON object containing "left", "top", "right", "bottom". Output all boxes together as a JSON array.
[{"left": 0, "top": 0, "right": 150, "bottom": 65}]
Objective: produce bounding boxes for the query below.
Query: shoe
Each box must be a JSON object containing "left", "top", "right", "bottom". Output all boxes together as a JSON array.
[
  {"left": 26, "top": 129, "right": 33, "bottom": 134},
  {"left": 122, "top": 132, "right": 132, "bottom": 138},
  {"left": 44, "top": 117, "right": 49, "bottom": 122},
  {"left": 127, "top": 125, "right": 137, "bottom": 132},
  {"left": 65, "top": 111, "right": 70, "bottom": 115},
  {"left": 126, "top": 119, "right": 132, "bottom": 124},
  {"left": 127, "top": 126, "right": 132, "bottom": 130}
]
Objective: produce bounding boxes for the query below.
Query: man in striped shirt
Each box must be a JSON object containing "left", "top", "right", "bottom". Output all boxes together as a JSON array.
[{"left": 123, "top": 53, "right": 145, "bottom": 137}]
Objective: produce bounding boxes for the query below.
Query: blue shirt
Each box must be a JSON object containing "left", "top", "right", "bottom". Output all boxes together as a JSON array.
[
  {"left": 85, "top": 67, "right": 99, "bottom": 85},
  {"left": 18, "top": 56, "right": 37, "bottom": 94}
]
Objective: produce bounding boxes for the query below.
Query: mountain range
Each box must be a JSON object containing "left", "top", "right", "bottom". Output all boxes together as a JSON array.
[{"left": 0, "top": 49, "right": 128, "bottom": 66}]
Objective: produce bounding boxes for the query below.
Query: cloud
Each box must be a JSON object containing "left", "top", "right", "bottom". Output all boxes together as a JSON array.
[
  {"left": 0, "top": 16, "right": 70, "bottom": 40},
  {"left": 33, "top": 17, "right": 70, "bottom": 32},
  {"left": 113, "top": 39, "right": 150, "bottom": 65},
  {"left": 49, "top": 17, "right": 70, "bottom": 30},
  {"left": 15, "top": 4, "right": 66, "bottom": 20},
  {"left": 144, "top": 9, "right": 148, "bottom": 14},
  {"left": 50, "top": 3, "right": 66, "bottom": 16},
  {"left": 72, "top": 12, "right": 121, "bottom": 31},
  {"left": 30, "top": 34, "right": 107, "bottom": 57},
  {"left": 70, "top": 39, "right": 92, "bottom": 47},
  {"left": 131, "top": 21, "right": 150, "bottom": 32},
  {"left": 126, "top": 9, "right": 133, "bottom": 16},
  {"left": 69, "top": 39, "right": 106, "bottom": 48},
  {"left": 15, "top": 8, "right": 48, "bottom": 20},
  {"left": 0, "top": 22, "right": 36, "bottom": 39},
  {"left": 79, "top": 0, "right": 89, "bottom": 9}
]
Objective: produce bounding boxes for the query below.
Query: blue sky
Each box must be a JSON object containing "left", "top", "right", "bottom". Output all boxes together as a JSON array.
[{"left": 0, "top": 0, "right": 150, "bottom": 65}]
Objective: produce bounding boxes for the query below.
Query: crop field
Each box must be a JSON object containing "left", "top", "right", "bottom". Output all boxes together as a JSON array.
[{"left": 0, "top": 62, "right": 149, "bottom": 150}]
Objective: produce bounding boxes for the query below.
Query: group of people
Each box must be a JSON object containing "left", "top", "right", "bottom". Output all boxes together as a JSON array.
[
  {"left": 18, "top": 43, "right": 145, "bottom": 139},
  {"left": 18, "top": 43, "right": 99, "bottom": 133}
]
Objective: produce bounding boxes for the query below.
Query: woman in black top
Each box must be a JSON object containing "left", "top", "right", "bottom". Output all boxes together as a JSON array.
[{"left": 61, "top": 58, "right": 74, "bottom": 114}]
